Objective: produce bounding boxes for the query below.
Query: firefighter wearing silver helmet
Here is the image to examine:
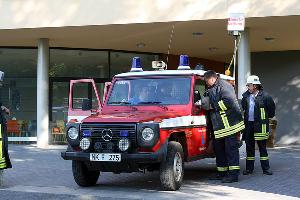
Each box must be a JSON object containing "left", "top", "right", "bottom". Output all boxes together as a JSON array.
[
  {"left": 0, "top": 71, "right": 12, "bottom": 172},
  {"left": 241, "top": 75, "right": 275, "bottom": 175}
]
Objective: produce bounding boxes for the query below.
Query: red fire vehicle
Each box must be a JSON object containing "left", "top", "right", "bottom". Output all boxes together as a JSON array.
[{"left": 61, "top": 55, "right": 235, "bottom": 190}]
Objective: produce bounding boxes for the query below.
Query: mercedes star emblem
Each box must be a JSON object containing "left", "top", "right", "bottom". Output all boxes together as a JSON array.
[{"left": 101, "top": 129, "right": 113, "bottom": 141}]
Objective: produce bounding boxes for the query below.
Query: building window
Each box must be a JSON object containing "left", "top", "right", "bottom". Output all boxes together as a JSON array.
[
  {"left": 110, "top": 51, "right": 159, "bottom": 77},
  {"left": 50, "top": 49, "right": 109, "bottom": 78},
  {"left": 0, "top": 48, "right": 37, "bottom": 139}
]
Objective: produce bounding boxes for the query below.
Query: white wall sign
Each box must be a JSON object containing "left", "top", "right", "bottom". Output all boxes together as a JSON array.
[{"left": 227, "top": 13, "right": 245, "bottom": 31}]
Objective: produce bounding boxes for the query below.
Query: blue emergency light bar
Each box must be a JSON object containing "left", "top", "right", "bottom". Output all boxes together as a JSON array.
[
  {"left": 130, "top": 57, "right": 143, "bottom": 72},
  {"left": 178, "top": 55, "right": 191, "bottom": 70}
]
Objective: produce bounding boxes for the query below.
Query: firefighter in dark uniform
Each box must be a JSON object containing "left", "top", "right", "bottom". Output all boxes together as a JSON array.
[
  {"left": 203, "top": 70, "right": 245, "bottom": 183},
  {"left": 241, "top": 75, "right": 275, "bottom": 175},
  {"left": 0, "top": 71, "right": 12, "bottom": 171}
]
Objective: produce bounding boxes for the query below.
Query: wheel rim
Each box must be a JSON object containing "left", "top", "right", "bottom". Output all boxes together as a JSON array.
[{"left": 173, "top": 152, "right": 183, "bottom": 182}]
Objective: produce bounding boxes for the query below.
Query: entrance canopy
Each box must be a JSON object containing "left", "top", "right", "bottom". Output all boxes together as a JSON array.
[{"left": 0, "top": 15, "right": 300, "bottom": 62}]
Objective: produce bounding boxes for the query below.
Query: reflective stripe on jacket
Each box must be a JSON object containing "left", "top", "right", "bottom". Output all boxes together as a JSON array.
[
  {"left": 207, "top": 78, "right": 245, "bottom": 139},
  {"left": 241, "top": 90, "right": 276, "bottom": 140},
  {"left": 0, "top": 124, "right": 7, "bottom": 168},
  {"left": 0, "top": 109, "right": 12, "bottom": 170}
]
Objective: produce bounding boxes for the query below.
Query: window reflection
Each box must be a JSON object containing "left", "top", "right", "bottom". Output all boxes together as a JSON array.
[
  {"left": 50, "top": 49, "right": 109, "bottom": 78},
  {"left": 0, "top": 48, "right": 37, "bottom": 141},
  {"left": 108, "top": 77, "right": 191, "bottom": 105},
  {"left": 110, "top": 52, "right": 159, "bottom": 76}
]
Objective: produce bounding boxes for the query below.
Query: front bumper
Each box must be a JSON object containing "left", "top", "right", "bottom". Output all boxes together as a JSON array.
[{"left": 61, "top": 147, "right": 166, "bottom": 164}]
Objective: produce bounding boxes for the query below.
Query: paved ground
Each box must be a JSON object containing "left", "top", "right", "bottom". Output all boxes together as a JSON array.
[{"left": 0, "top": 144, "right": 299, "bottom": 200}]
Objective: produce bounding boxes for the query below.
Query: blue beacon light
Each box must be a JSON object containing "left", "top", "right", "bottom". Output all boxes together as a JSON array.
[
  {"left": 177, "top": 55, "right": 191, "bottom": 70},
  {"left": 130, "top": 57, "right": 143, "bottom": 72},
  {"left": 83, "top": 130, "right": 92, "bottom": 137},
  {"left": 120, "top": 130, "right": 129, "bottom": 137}
]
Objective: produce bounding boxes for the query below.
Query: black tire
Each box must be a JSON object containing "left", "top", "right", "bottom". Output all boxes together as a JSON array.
[
  {"left": 72, "top": 160, "right": 100, "bottom": 187},
  {"left": 159, "top": 141, "right": 184, "bottom": 191}
]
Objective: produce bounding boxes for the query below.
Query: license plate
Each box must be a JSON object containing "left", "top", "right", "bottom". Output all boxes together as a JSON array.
[{"left": 90, "top": 153, "right": 121, "bottom": 162}]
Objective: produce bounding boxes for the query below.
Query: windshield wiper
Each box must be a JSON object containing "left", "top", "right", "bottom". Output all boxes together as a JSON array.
[
  {"left": 108, "top": 101, "right": 131, "bottom": 105},
  {"left": 138, "top": 101, "right": 168, "bottom": 110},
  {"left": 138, "top": 101, "right": 162, "bottom": 104}
]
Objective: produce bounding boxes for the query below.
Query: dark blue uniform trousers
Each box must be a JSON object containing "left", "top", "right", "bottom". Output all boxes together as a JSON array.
[
  {"left": 213, "top": 134, "right": 240, "bottom": 177},
  {"left": 245, "top": 122, "right": 270, "bottom": 171}
]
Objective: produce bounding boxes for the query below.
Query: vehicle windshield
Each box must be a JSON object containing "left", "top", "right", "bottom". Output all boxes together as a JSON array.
[{"left": 107, "top": 77, "right": 191, "bottom": 105}]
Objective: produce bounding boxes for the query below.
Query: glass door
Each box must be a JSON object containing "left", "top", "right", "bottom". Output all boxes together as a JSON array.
[{"left": 50, "top": 81, "right": 69, "bottom": 144}]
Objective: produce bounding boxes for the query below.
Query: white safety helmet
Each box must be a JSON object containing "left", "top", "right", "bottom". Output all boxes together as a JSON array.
[{"left": 246, "top": 75, "right": 261, "bottom": 85}]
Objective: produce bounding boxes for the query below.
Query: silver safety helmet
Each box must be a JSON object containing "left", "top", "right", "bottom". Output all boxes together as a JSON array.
[
  {"left": 0, "top": 71, "right": 4, "bottom": 86},
  {"left": 0, "top": 71, "right": 4, "bottom": 82}
]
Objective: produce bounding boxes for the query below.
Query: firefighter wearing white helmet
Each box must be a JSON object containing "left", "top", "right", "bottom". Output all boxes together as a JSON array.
[
  {"left": 247, "top": 75, "right": 261, "bottom": 85},
  {"left": 241, "top": 75, "right": 275, "bottom": 176}
]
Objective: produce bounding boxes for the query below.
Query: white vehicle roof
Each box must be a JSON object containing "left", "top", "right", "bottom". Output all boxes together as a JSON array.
[{"left": 115, "top": 69, "right": 235, "bottom": 81}]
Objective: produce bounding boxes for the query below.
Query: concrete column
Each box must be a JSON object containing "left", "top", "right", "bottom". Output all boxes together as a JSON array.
[
  {"left": 237, "top": 28, "right": 251, "bottom": 99},
  {"left": 37, "top": 38, "right": 49, "bottom": 148}
]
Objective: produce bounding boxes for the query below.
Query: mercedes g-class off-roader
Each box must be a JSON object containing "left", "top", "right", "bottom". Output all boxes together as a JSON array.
[{"left": 61, "top": 55, "right": 235, "bottom": 191}]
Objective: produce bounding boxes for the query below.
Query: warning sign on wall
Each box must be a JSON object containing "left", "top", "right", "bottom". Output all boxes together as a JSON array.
[{"left": 227, "top": 13, "right": 245, "bottom": 31}]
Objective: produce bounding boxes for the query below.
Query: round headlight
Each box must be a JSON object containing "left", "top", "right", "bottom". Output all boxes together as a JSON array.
[
  {"left": 118, "top": 138, "right": 130, "bottom": 151},
  {"left": 80, "top": 138, "right": 91, "bottom": 150},
  {"left": 142, "top": 127, "right": 154, "bottom": 141},
  {"left": 68, "top": 127, "right": 78, "bottom": 140}
]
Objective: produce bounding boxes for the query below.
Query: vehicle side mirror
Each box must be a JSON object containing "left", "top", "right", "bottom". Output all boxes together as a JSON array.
[
  {"left": 194, "top": 90, "right": 201, "bottom": 103},
  {"left": 82, "top": 98, "right": 92, "bottom": 111},
  {"left": 195, "top": 99, "right": 202, "bottom": 106},
  {"left": 201, "top": 96, "right": 211, "bottom": 110}
]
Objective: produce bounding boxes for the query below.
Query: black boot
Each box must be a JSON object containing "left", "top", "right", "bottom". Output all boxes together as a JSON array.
[
  {"left": 263, "top": 169, "right": 273, "bottom": 175},
  {"left": 209, "top": 172, "right": 227, "bottom": 180},
  {"left": 221, "top": 175, "right": 238, "bottom": 183},
  {"left": 243, "top": 169, "right": 253, "bottom": 175}
]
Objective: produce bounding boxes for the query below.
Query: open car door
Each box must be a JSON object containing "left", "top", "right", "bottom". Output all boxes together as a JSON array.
[{"left": 68, "top": 79, "right": 102, "bottom": 123}]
